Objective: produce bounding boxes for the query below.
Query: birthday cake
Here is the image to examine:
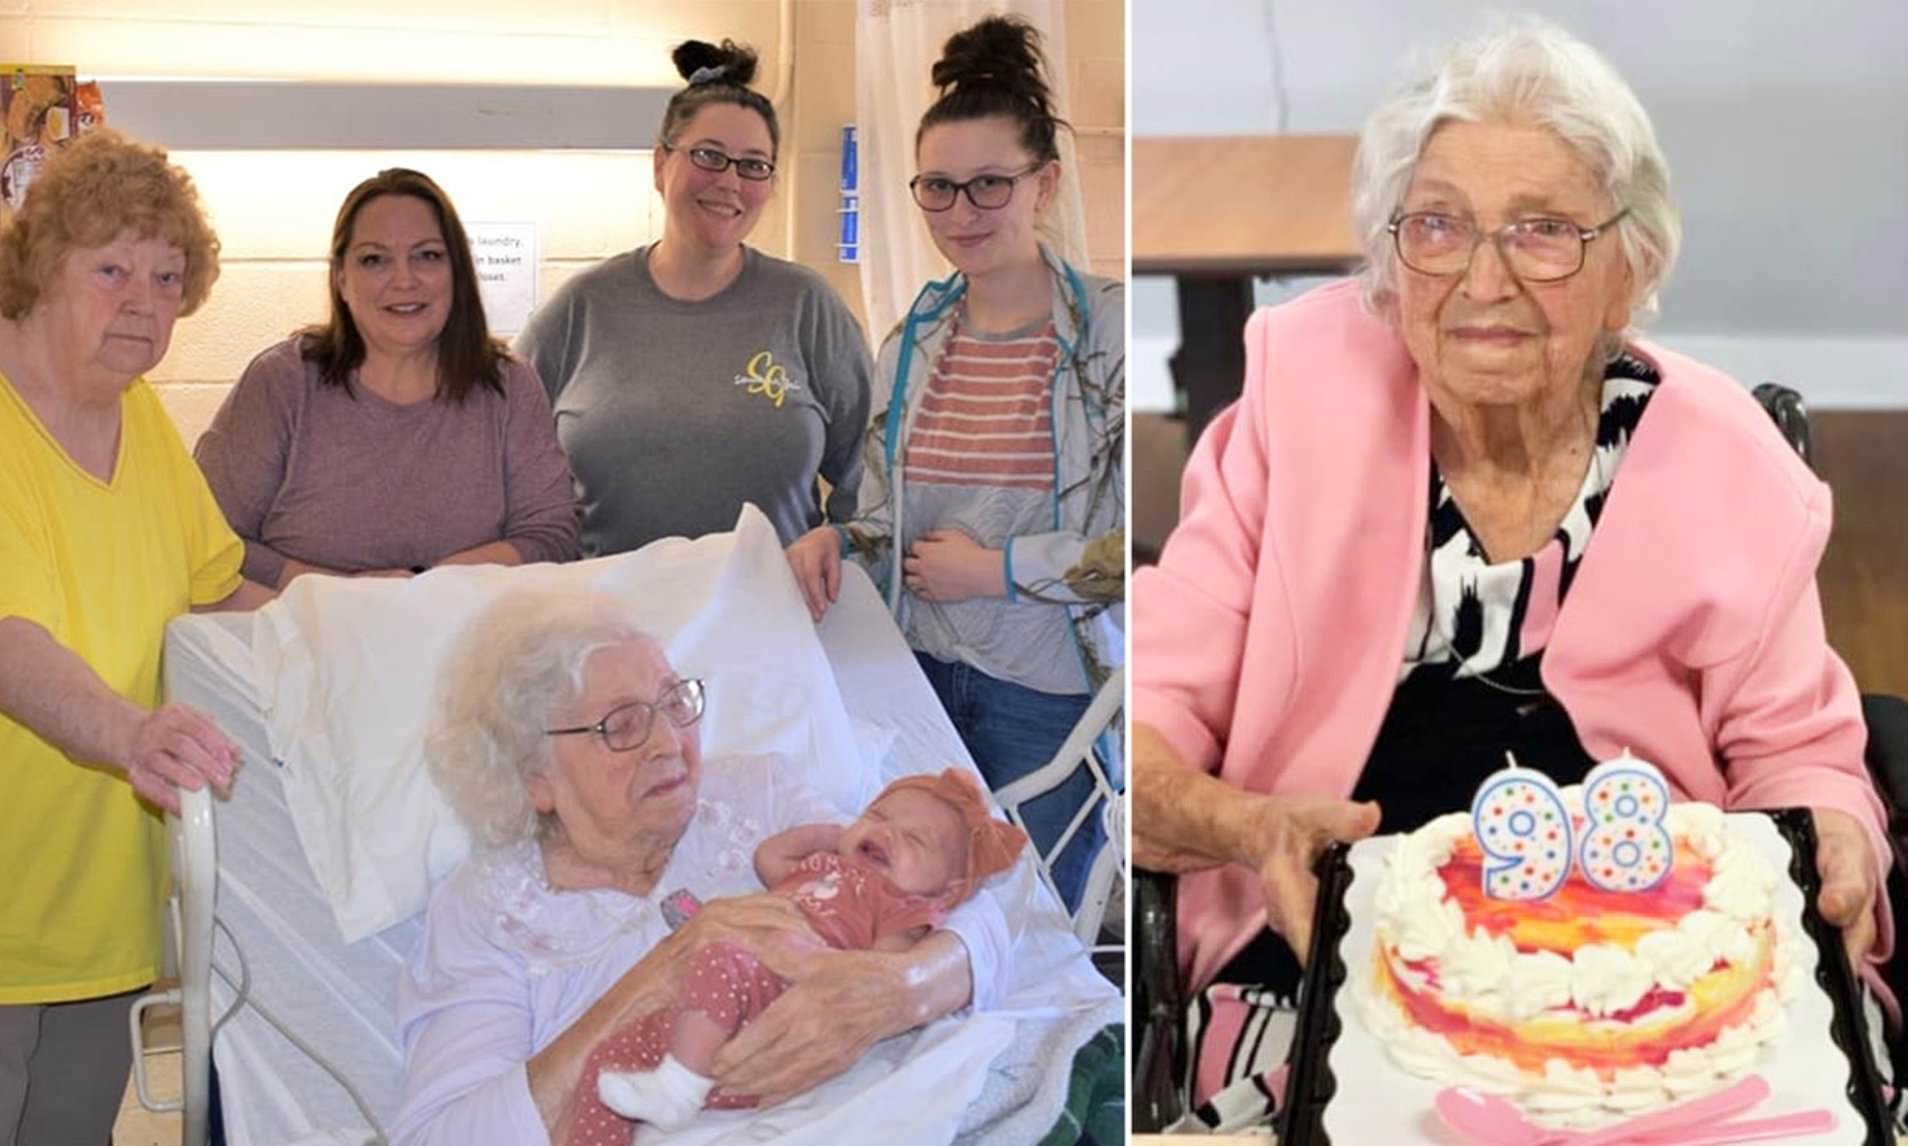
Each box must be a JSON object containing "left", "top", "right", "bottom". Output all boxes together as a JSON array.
[{"left": 1354, "top": 759, "right": 1800, "bottom": 1123}]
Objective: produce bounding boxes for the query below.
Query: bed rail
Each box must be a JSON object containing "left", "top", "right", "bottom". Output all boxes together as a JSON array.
[
  {"left": 992, "top": 665, "right": 1127, "bottom": 948},
  {"left": 131, "top": 783, "right": 216, "bottom": 1146}
]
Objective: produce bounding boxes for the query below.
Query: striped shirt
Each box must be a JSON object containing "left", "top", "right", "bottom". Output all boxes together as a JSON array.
[{"left": 904, "top": 317, "right": 1058, "bottom": 490}]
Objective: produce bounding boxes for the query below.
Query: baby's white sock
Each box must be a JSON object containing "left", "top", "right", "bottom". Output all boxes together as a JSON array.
[{"left": 598, "top": 1053, "right": 715, "bottom": 1131}]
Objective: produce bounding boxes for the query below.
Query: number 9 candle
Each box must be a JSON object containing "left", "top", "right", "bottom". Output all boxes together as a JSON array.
[{"left": 1471, "top": 755, "right": 1573, "bottom": 901}]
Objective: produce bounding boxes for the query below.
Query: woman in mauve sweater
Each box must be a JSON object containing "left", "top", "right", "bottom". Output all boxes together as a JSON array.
[{"left": 195, "top": 168, "right": 579, "bottom": 587}]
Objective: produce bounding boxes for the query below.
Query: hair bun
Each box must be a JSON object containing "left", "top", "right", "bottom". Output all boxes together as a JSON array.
[
  {"left": 931, "top": 15, "right": 1047, "bottom": 103},
  {"left": 672, "top": 38, "right": 760, "bottom": 87}
]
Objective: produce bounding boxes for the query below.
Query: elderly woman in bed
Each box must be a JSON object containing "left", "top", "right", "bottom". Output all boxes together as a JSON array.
[
  {"left": 1131, "top": 17, "right": 1895, "bottom": 1126},
  {"left": 389, "top": 592, "right": 1013, "bottom": 1146}
]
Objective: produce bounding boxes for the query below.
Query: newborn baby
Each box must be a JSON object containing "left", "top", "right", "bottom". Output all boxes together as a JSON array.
[{"left": 566, "top": 768, "right": 1028, "bottom": 1143}]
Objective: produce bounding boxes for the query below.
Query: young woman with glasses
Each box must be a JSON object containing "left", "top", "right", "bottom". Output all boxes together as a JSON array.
[
  {"left": 786, "top": 15, "right": 1124, "bottom": 913},
  {"left": 516, "top": 39, "right": 872, "bottom": 557}
]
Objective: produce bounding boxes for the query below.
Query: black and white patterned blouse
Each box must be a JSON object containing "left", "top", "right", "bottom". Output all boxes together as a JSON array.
[{"left": 1401, "top": 353, "right": 1660, "bottom": 685}]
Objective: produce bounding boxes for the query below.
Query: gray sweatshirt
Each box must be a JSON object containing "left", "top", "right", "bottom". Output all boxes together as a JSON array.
[{"left": 515, "top": 245, "right": 872, "bottom": 555}]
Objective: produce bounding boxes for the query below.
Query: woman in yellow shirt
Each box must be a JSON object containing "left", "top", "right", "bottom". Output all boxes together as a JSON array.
[{"left": 0, "top": 130, "right": 273, "bottom": 1144}]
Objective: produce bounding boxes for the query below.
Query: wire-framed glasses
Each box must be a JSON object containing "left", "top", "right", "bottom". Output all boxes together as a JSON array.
[
  {"left": 1387, "top": 208, "right": 1630, "bottom": 282},
  {"left": 665, "top": 144, "right": 776, "bottom": 182},
  {"left": 909, "top": 162, "right": 1048, "bottom": 212},
  {"left": 544, "top": 678, "right": 707, "bottom": 753}
]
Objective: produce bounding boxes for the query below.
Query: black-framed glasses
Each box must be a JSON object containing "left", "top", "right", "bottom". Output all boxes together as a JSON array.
[
  {"left": 545, "top": 678, "right": 707, "bottom": 753},
  {"left": 1387, "top": 208, "right": 1630, "bottom": 282},
  {"left": 909, "top": 162, "right": 1048, "bottom": 212},
  {"left": 663, "top": 144, "right": 776, "bottom": 182}
]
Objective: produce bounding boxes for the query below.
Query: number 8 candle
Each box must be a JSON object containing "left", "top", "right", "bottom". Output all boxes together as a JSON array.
[
  {"left": 1471, "top": 753, "right": 1573, "bottom": 901},
  {"left": 1577, "top": 750, "right": 1674, "bottom": 892}
]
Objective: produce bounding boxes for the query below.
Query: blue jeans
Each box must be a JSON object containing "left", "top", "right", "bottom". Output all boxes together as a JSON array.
[{"left": 914, "top": 654, "right": 1103, "bottom": 913}]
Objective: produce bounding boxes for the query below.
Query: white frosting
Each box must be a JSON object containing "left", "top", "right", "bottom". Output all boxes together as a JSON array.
[
  {"left": 1675, "top": 908, "right": 1759, "bottom": 969},
  {"left": 1504, "top": 948, "right": 1575, "bottom": 1020},
  {"left": 1568, "top": 942, "right": 1655, "bottom": 1016},
  {"left": 1359, "top": 791, "right": 1793, "bottom": 1126},
  {"left": 1633, "top": 925, "right": 1713, "bottom": 988},
  {"left": 1389, "top": 891, "right": 1465, "bottom": 962},
  {"left": 1521, "top": 1060, "right": 1605, "bottom": 1116},
  {"left": 1678, "top": 801, "right": 1729, "bottom": 857},
  {"left": 1705, "top": 839, "right": 1780, "bottom": 921},
  {"left": 1605, "top": 1066, "right": 1672, "bottom": 1112},
  {"left": 1442, "top": 928, "right": 1518, "bottom": 1000},
  {"left": 1454, "top": 1051, "right": 1528, "bottom": 1096}
]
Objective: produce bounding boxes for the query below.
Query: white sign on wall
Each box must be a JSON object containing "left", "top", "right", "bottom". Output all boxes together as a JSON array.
[{"left": 467, "top": 221, "right": 538, "bottom": 336}]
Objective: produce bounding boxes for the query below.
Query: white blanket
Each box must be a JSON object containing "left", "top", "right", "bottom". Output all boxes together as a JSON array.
[{"left": 661, "top": 1015, "right": 1016, "bottom": 1146}]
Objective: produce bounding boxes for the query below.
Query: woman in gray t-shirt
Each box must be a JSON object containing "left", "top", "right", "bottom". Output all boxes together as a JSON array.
[{"left": 515, "top": 39, "right": 872, "bottom": 558}]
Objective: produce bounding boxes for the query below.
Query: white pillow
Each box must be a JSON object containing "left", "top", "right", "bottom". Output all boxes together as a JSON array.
[{"left": 253, "top": 506, "right": 868, "bottom": 943}]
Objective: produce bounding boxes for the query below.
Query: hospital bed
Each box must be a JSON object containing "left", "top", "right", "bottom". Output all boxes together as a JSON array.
[{"left": 139, "top": 511, "right": 1124, "bottom": 1146}]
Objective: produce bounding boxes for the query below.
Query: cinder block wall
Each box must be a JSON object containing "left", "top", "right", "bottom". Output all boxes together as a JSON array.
[
  {"left": 2, "top": 0, "right": 1124, "bottom": 443},
  {"left": 1064, "top": 0, "right": 1126, "bottom": 285}
]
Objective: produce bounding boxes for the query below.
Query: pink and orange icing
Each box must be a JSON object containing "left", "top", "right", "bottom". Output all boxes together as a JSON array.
[{"left": 1356, "top": 794, "right": 1796, "bottom": 1122}]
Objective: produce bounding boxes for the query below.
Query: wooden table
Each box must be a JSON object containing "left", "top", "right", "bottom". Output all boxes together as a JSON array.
[{"left": 1133, "top": 134, "right": 1362, "bottom": 437}]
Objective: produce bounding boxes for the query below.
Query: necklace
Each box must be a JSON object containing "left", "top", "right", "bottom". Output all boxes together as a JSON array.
[
  {"left": 1463, "top": 662, "right": 1548, "bottom": 697},
  {"left": 1436, "top": 406, "right": 1610, "bottom": 699}
]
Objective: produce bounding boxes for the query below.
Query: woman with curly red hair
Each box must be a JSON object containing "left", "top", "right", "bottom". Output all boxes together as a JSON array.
[{"left": 0, "top": 129, "right": 272, "bottom": 1144}]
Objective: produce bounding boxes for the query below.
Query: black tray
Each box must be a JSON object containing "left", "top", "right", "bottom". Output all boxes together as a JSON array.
[{"left": 1275, "top": 808, "right": 1894, "bottom": 1145}]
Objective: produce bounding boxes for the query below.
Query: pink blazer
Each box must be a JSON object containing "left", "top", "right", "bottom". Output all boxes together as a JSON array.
[{"left": 1133, "top": 279, "right": 1895, "bottom": 997}]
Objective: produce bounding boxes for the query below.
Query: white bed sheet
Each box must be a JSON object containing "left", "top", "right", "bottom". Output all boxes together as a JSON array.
[{"left": 162, "top": 565, "right": 1119, "bottom": 1146}]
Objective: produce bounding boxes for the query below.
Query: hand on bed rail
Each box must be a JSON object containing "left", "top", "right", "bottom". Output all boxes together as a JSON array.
[
  {"left": 0, "top": 618, "right": 240, "bottom": 816},
  {"left": 117, "top": 702, "right": 240, "bottom": 815},
  {"left": 786, "top": 526, "right": 844, "bottom": 621}
]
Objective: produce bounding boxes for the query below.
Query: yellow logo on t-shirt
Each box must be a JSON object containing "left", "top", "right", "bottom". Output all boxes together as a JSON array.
[{"left": 734, "top": 350, "right": 803, "bottom": 408}]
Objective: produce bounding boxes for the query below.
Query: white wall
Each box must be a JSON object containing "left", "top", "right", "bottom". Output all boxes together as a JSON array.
[
  {"left": 1131, "top": 0, "right": 1908, "bottom": 411},
  {"left": 4, "top": 0, "right": 1122, "bottom": 443}
]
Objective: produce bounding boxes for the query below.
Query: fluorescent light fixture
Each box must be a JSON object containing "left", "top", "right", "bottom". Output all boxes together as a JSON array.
[{"left": 95, "top": 80, "right": 673, "bottom": 150}]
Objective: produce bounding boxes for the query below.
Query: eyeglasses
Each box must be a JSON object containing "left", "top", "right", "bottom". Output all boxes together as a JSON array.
[
  {"left": 665, "top": 144, "right": 776, "bottom": 182},
  {"left": 1387, "top": 208, "right": 1630, "bottom": 283},
  {"left": 545, "top": 678, "right": 707, "bottom": 753},
  {"left": 909, "top": 162, "right": 1048, "bottom": 212}
]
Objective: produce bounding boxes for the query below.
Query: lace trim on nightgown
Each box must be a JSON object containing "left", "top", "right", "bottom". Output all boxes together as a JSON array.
[{"left": 468, "top": 795, "right": 768, "bottom": 976}]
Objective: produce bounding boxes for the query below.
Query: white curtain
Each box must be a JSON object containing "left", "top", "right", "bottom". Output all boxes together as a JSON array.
[{"left": 855, "top": 0, "right": 1091, "bottom": 344}]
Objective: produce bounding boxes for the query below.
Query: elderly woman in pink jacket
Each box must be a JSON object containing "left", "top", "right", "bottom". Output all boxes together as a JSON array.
[{"left": 1131, "top": 18, "right": 1895, "bottom": 1127}]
